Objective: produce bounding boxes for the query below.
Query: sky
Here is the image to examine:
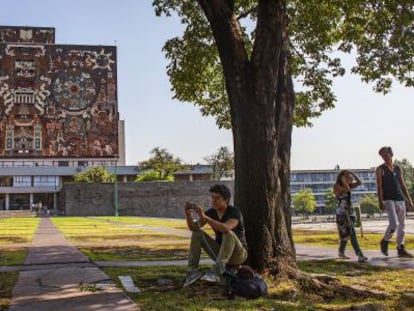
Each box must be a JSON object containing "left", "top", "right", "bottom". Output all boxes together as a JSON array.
[{"left": 1, "top": 0, "right": 413, "bottom": 170}]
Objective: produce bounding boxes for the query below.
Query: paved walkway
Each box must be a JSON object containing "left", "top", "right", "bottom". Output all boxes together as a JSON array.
[{"left": 8, "top": 218, "right": 139, "bottom": 311}]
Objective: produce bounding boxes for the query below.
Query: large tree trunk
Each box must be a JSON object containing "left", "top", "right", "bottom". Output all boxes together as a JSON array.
[{"left": 197, "top": 0, "right": 296, "bottom": 276}]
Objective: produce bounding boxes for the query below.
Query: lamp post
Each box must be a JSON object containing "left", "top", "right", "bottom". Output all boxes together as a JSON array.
[{"left": 114, "top": 158, "right": 119, "bottom": 217}]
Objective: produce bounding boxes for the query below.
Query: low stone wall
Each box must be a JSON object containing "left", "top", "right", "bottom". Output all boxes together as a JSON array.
[{"left": 59, "top": 180, "right": 234, "bottom": 217}]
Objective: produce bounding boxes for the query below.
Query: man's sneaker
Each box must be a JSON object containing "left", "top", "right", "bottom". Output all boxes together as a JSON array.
[
  {"left": 183, "top": 269, "right": 202, "bottom": 287},
  {"left": 200, "top": 269, "right": 221, "bottom": 283},
  {"left": 338, "top": 252, "right": 350, "bottom": 259},
  {"left": 380, "top": 239, "right": 389, "bottom": 256},
  {"left": 358, "top": 253, "right": 368, "bottom": 263},
  {"left": 397, "top": 245, "right": 414, "bottom": 258}
]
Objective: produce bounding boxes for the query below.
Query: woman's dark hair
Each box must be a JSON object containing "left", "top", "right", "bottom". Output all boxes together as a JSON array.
[
  {"left": 336, "top": 170, "right": 350, "bottom": 186},
  {"left": 379, "top": 146, "right": 393, "bottom": 157},
  {"left": 209, "top": 184, "right": 231, "bottom": 202}
]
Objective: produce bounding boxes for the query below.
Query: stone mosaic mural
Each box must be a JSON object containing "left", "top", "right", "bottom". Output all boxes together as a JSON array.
[{"left": 0, "top": 27, "right": 118, "bottom": 157}]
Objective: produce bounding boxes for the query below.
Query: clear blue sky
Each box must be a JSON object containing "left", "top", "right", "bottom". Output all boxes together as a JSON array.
[{"left": 2, "top": 0, "right": 413, "bottom": 169}]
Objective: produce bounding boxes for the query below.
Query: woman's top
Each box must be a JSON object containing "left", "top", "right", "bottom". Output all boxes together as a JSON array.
[
  {"left": 336, "top": 191, "right": 355, "bottom": 217},
  {"left": 380, "top": 164, "right": 404, "bottom": 201}
]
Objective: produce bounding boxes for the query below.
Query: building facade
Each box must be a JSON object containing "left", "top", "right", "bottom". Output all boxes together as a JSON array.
[{"left": 0, "top": 25, "right": 129, "bottom": 211}]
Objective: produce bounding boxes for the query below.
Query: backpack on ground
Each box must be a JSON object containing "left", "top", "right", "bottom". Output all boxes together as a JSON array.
[{"left": 224, "top": 265, "right": 268, "bottom": 299}]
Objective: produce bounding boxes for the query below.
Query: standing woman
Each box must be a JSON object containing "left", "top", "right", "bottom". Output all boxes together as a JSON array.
[{"left": 333, "top": 170, "right": 368, "bottom": 263}]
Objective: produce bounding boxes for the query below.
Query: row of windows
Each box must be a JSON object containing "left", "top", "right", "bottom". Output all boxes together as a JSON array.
[
  {"left": 291, "top": 170, "right": 376, "bottom": 183},
  {"left": 0, "top": 160, "right": 117, "bottom": 167},
  {"left": 1, "top": 176, "right": 60, "bottom": 187}
]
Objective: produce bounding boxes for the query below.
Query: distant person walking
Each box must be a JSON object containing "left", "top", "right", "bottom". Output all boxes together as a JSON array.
[
  {"left": 333, "top": 170, "right": 368, "bottom": 263},
  {"left": 376, "top": 146, "right": 413, "bottom": 258}
]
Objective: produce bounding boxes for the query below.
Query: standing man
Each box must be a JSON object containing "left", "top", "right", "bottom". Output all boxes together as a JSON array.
[
  {"left": 376, "top": 146, "right": 413, "bottom": 258},
  {"left": 183, "top": 184, "right": 248, "bottom": 287}
]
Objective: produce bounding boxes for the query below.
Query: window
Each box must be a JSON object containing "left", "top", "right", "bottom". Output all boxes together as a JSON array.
[
  {"left": 33, "top": 176, "right": 59, "bottom": 187},
  {"left": 13, "top": 176, "right": 31, "bottom": 187}
]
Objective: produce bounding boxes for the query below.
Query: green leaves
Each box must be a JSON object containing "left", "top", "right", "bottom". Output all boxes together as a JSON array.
[
  {"left": 73, "top": 167, "right": 115, "bottom": 183},
  {"left": 154, "top": 0, "right": 414, "bottom": 128},
  {"left": 204, "top": 146, "right": 234, "bottom": 180},
  {"left": 293, "top": 188, "right": 317, "bottom": 217},
  {"left": 138, "top": 147, "right": 185, "bottom": 181}
]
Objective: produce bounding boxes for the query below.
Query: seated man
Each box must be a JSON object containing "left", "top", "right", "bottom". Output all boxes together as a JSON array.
[{"left": 183, "top": 184, "right": 248, "bottom": 287}]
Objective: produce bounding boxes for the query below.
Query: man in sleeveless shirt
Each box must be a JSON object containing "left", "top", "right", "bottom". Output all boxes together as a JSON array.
[
  {"left": 182, "top": 184, "right": 248, "bottom": 287},
  {"left": 376, "top": 146, "right": 413, "bottom": 258}
]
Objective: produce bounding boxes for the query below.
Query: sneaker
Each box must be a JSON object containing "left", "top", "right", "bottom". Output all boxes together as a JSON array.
[
  {"left": 380, "top": 239, "right": 389, "bottom": 256},
  {"left": 200, "top": 269, "right": 221, "bottom": 283},
  {"left": 358, "top": 253, "right": 368, "bottom": 263},
  {"left": 397, "top": 245, "right": 414, "bottom": 258},
  {"left": 183, "top": 269, "right": 202, "bottom": 287},
  {"left": 338, "top": 252, "right": 350, "bottom": 259}
]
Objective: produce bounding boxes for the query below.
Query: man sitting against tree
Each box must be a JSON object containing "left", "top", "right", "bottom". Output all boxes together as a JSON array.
[{"left": 183, "top": 184, "right": 248, "bottom": 287}]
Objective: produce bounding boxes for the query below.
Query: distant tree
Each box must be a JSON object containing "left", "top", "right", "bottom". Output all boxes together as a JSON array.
[
  {"left": 74, "top": 167, "right": 115, "bottom": 183},
  {"left": 138, "top": 147, "right": 185, "bottom": 181},
  {"left": 323, "top": 188, "right": 337, "bottom": 215},
  {"left": 135, "top": 170, "right": 174, "bottom": 182},
  {"left": 204, "top": 146, "right": 234, "bottom": 180},
  {"left": 293, "top": 188, "right": 316, "bottom": 218},
  {"left": 394, "top": 158, "right": 414, "bottom": 201},
  {"left": 359, "top": 194, "right": 379, "bottom": 216}
]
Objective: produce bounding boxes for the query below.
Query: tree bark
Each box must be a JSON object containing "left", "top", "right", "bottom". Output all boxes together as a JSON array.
[{"left": 197, "top": 0, "right": 296, "bottom": 275}]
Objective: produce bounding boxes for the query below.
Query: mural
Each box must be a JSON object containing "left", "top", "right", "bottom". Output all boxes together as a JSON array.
[
  {"left": 0, "top": 27, "right": 118, "bottom": 158},
  {"left": 0, "top": 26, "right": 55, "bottom": 44}
]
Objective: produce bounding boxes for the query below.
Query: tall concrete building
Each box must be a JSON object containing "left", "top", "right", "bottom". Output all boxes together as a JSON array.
[{"left": 0, "top": 26, "right": 134, "bottom": 211}]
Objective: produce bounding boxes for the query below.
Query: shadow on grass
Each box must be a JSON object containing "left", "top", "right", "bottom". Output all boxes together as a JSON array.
[{"left": 80, "top": 245, "right": 190, "bottom": 261}]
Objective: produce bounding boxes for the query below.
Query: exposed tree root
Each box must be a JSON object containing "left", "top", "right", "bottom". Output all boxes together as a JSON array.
[{"left": 267, "top": 259, "right": 389, "bottom": 302}]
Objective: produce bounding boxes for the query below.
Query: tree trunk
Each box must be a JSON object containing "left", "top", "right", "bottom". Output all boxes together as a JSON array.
[{"left": 197, "top": 0, "right": 297, "bottom": 276}]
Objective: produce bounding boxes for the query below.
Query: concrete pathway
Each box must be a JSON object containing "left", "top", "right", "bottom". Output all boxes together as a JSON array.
[{"left": 8, "top": 218, "right": 139, "bottom": 311}]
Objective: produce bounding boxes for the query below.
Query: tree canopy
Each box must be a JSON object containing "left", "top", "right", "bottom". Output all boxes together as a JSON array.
[
  {"left": 73, "top": 167, "right": 115, "bottom": 183},
  {"left": 154, "top": 0, "right": 414, "bottom": 128},
  {"left": 138, "top": 147, "right": 185, "bottom": 181},
  {"left": 359, "top": 193, "right": 380, "bottom": 216},
  {"left": 394, "top": 158, "right": 414, "bottom": 201},
  {"left": 204, "top": 146, "right": 234, "bottom": 180},
  {"left": 293, "top": 188, "right": 317, "bottom": 217}
]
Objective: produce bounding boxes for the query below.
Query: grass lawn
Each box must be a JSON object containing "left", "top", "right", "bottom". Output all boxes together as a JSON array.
[
  {"left": 51, "top": 217, "right": 414, "bottom": 261},
  {"left": 0, "top": 272, "right": 18, "bottom": 311},
  {"left": 0, "top": 248, "right": 28, "bottom": 266},
  {"left": 51, "top": 217, "right": 204, "bottom": 261},
  {"left": 293, "top": 229, "right": 414, "bottom": 250},
  {"left": 0, "top": 218, "right": 40, "bottom": 245}
]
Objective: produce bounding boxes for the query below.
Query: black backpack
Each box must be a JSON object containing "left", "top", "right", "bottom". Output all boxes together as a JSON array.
[{"left": 224, "top": 265, "right": 268, "bottom": 299}]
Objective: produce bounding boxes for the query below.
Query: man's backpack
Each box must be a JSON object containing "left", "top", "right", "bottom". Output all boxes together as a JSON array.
[{"left": 224, "top": 265, "right": 268, "bottom": 299}]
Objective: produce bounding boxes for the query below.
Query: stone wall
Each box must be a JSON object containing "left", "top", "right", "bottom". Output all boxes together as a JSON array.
[{"left": 59, "top": 180, "right": 234, "bottom": 217}]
